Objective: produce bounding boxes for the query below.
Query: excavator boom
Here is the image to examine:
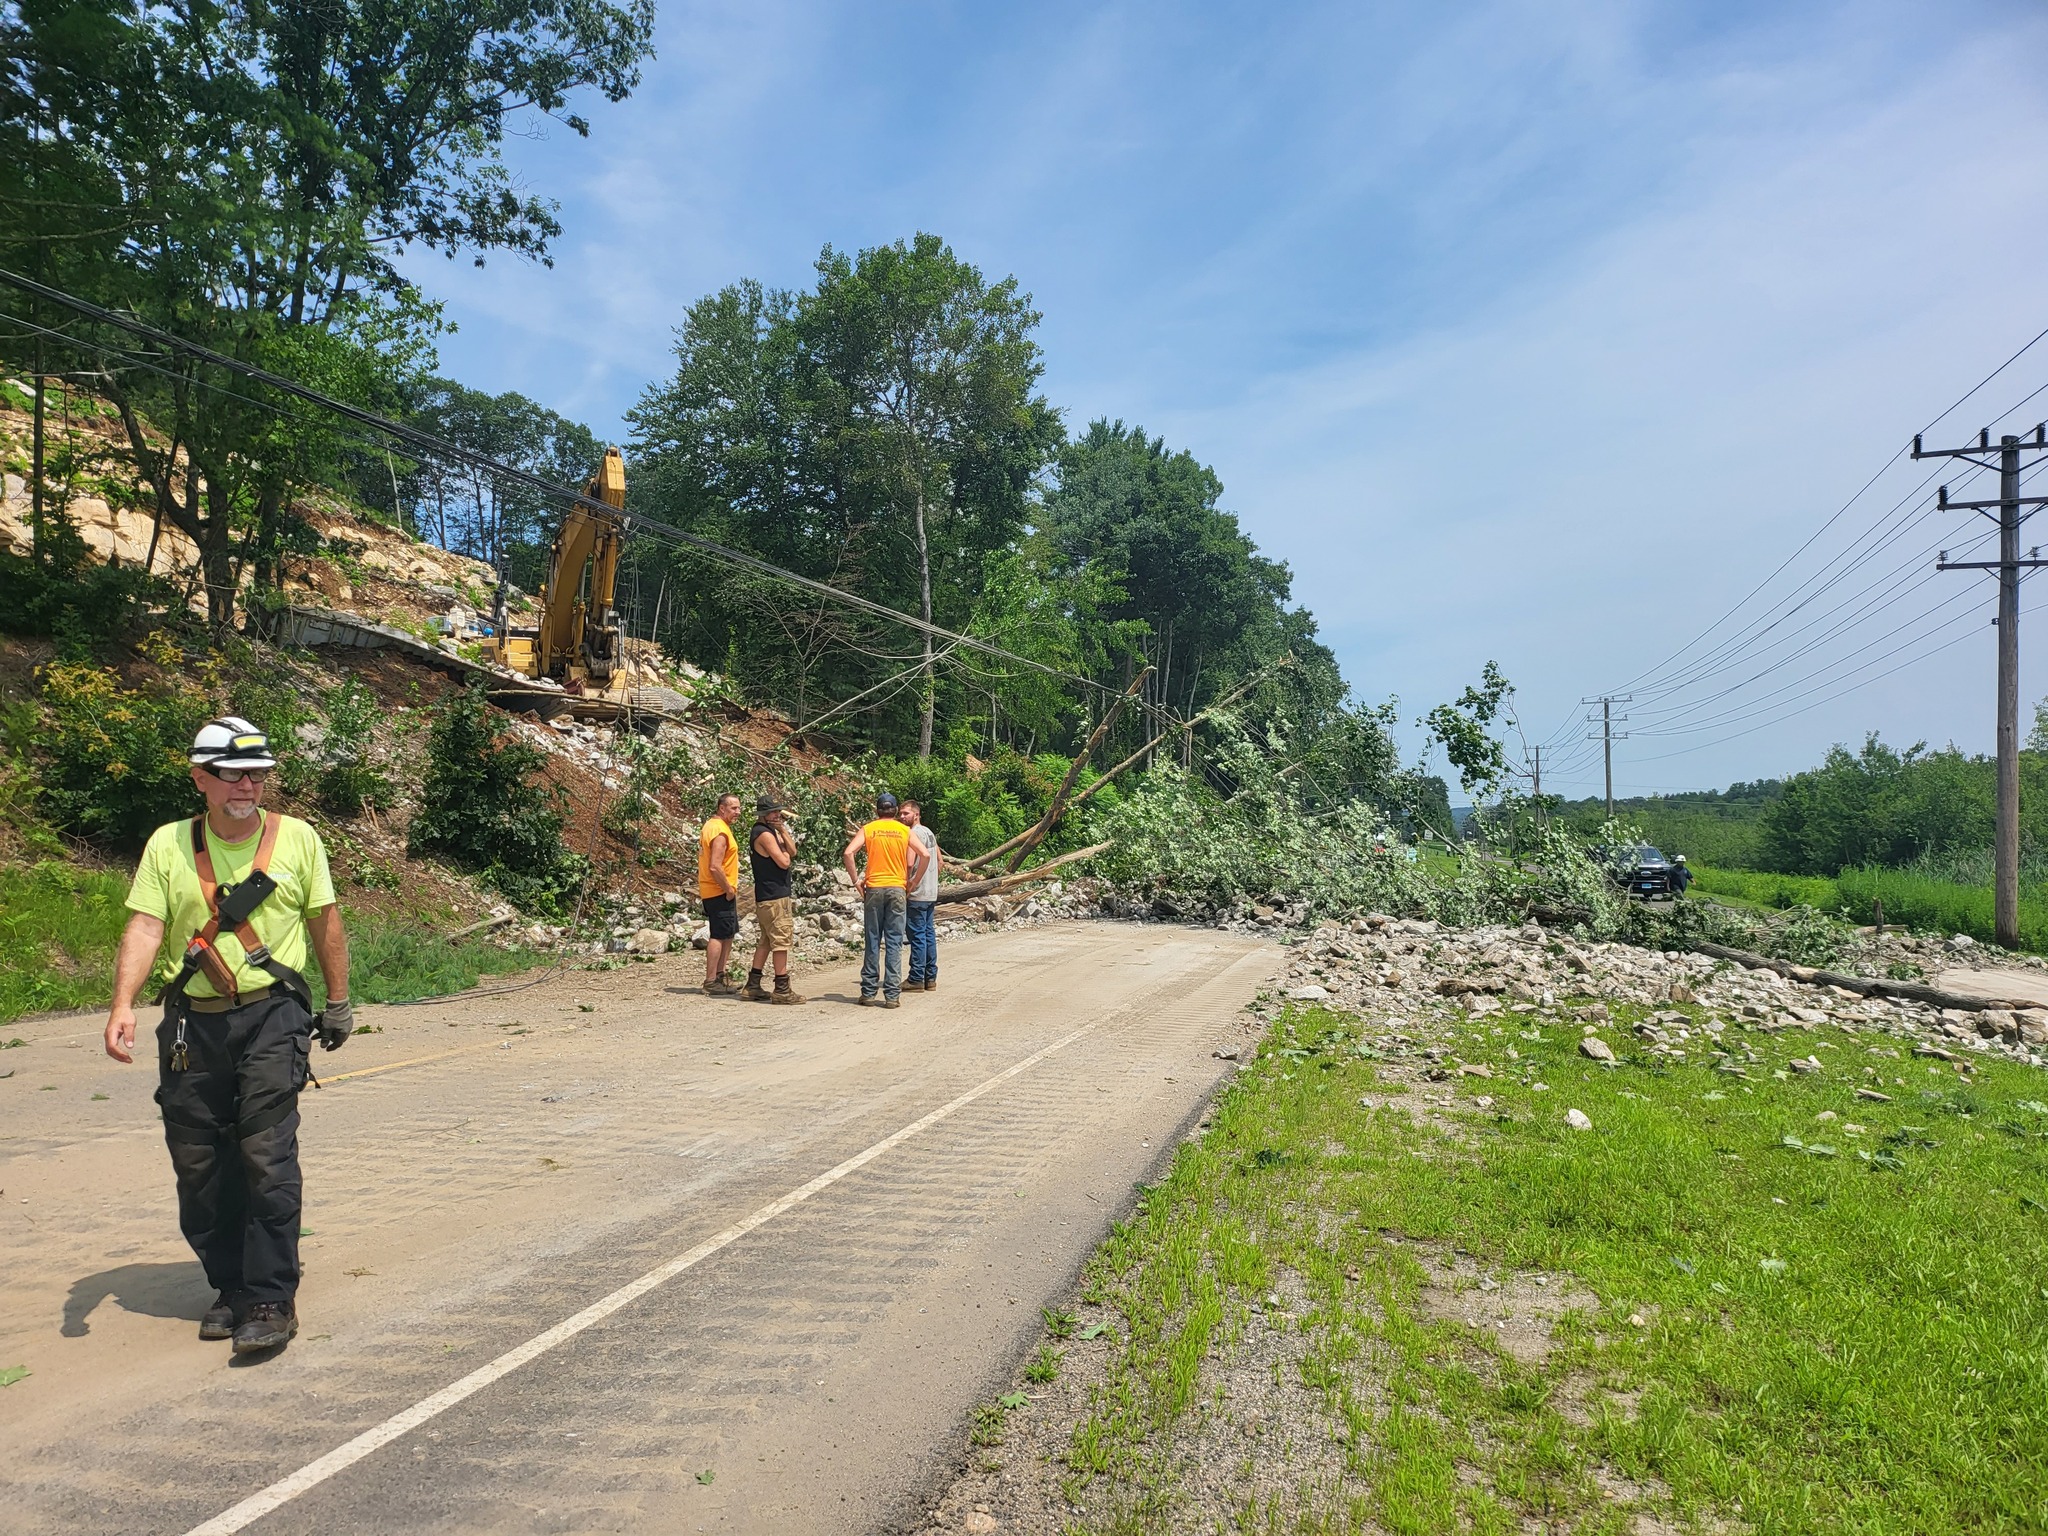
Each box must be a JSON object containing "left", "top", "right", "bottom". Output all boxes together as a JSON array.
[{"left": 499, "top": 447, "right": 628, "bottom": 690}]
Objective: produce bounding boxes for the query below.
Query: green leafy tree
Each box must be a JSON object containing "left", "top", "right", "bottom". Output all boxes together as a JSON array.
[
  {"left": 796, "top": 234, "right": 1061, "bottom": 756},
  {"left": 0, "top": 0, "right": 655, "bottom": 626},
  {"left": 1422, "top": 661, "right": 1513, "bottom": 804}
]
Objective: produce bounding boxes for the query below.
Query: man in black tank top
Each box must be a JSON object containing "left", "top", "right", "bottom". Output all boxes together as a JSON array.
[{"left": 742, "top": 797, "right": 804, "bottom": 1003}]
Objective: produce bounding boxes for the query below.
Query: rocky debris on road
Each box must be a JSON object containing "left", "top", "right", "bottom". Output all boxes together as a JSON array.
[{"left": 1244, "top": 913, "right": 2048, "bottom": 1073}]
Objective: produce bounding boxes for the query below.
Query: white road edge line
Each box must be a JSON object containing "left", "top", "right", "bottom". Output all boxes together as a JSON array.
[{"left": 185, "top": 1017, "right": 1104, "bottom": 1536}]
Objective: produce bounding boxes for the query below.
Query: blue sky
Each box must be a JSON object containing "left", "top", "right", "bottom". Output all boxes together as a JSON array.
[{"left": 405, "top": 0, "right": 2048, "bottom": 797}]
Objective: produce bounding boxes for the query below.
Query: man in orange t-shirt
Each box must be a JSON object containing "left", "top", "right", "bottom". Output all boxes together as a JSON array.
[
  {"left": 699, "top": 792, "right": 742, "bottom": 995},
  {"left": 841, "top": 790, "right": 928, "bottom": 1006}
]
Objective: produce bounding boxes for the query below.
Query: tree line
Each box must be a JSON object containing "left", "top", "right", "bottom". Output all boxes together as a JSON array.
[
  {"left": 1549, "top": 724, "right": 2048, "bottom": 881},
  {"left": 3, "top": 6, "right": 1443, "bottom": 826}
]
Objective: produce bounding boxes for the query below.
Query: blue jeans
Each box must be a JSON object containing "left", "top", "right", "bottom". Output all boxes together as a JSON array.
[
  {"left": 861, "top": 886, "right": 907, "bottom": 999},
  {"left": 906, "top": 901, "right": 938, "bottom": 985}
]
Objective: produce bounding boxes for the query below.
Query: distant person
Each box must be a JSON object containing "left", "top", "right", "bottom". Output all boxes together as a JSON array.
[
  {"left": 102, "top": 717, "right": 354, "bottom": 1357},
  {"left": 1671, "top": 854, "right": 1693, "bottom": 897},
  {"left": 699, "top": 792, "right": 742, "bottom": 995},
  {"left": 900, "top": 800, "right": 941, "bottom": 993},
  {"left": 742, "top": 795, "right": 804, "bottom": 1005},
  {"left": 842, "top": 791, "right": 929, "bottom": 1007}
]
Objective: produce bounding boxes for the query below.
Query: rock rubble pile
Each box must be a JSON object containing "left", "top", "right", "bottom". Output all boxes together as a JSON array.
[{"left": 1256, "top": 915, "right": 2048, "bottom": 1072}]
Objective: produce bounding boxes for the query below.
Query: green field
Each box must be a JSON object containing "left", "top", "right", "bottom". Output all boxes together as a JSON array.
[
  {"left": 1692, "top": 862, "right": 2048, "bottom": 953},
  {"left": 0, "top": 861, "right": 541, "bottom": 1024},
  {"left": 1046, "top": 1003, "right": 2048, "bottom": 1533}
]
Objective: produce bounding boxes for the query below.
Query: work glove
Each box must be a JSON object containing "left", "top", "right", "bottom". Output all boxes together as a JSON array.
[{"left": 317, "top": 997, "right": 354, "bottom": 1051}]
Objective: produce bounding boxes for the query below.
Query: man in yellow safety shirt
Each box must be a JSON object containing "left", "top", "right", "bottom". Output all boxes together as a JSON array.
[
  {"left": 842, "top": 789, "right": 929, "bottom": 1007},
  {"left": 699, "top": 791, "right": 743, "bottom": 995},
  {"left": 103, "top": 716, "right": 353, "bottom": 1356}
]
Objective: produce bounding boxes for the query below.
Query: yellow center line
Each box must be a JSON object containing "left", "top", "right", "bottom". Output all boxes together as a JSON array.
[{"left": 318, "top": 1027, "right": 574, "bottom": 1085}]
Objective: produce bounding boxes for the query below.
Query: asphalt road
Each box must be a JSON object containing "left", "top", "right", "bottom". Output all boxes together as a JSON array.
[{"left": 0, "top": 921, "right": 1274, "bottom": 1534}]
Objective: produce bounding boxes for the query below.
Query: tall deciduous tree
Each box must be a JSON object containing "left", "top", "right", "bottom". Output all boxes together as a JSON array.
[
  {"left": 798, "top": 235, "right": 1060, "bottom": 756},
  {"left": 0, "top": 0, "right": 655, "bottom": 625}
]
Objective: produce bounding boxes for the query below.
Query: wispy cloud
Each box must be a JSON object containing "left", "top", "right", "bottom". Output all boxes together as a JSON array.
[{"left": 406, "top": 0, "right": 2048, "bottom": 792}]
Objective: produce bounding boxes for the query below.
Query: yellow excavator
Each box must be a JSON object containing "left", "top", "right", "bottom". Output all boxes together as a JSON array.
[
  {"left": 494, "top": 446, "right": 628, "bottom": 692},
  {"left": 490, "top": 447, "right": 688, "bottom": 724}
]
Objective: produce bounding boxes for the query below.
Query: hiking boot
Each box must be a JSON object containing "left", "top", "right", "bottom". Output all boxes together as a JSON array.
[
  {"left": 703, "top": 978, "right": 741, "bottom": 997},
  {"left": 859, "top": 993, "right": 881, "bottom": 1007},
  {"left": 199, "top": 1290, "right": 244, "bottom": 1341},
  {"left": 770, "top": 979, "right": 805, "bottom": 1005},
  {"left": 901, "top": 979, "right": 924, "bottom": 992},
  {"left": 231, "top": 1300, "right": 297, "bottom": 1355},
  {"left": 921, "top": 979, "right": 937, "bottom": 992},
  {"left": 739, "top": 971, "right": 770, "bottom": 1002},
  {"left": 883, "top": 996, "right": 901, "bottom": 1009}
]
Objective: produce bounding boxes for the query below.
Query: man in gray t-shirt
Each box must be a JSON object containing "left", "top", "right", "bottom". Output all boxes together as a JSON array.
[{"left": 901, "top": 801, "right": 942, "bottom": 993}]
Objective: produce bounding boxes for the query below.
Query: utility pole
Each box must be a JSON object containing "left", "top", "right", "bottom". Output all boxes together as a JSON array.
[
  {"left": 1917, "top": 423, "right": 2048, "bottom": 949},
  {"left": 1583, "top": 695, "right": 1631, "bottom": 819}
]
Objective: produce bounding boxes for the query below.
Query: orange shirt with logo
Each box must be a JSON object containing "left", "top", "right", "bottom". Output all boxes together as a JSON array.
[{"left": 860, "top": 817, "right": 912, "bottom": 888}]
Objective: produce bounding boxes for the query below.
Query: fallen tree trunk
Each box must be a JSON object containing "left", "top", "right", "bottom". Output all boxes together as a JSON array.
[
  {"left": 971, "top": 667, "right": 1148, "bottom": 875},
  {"left": 1692, "top": 940, "right": 2036, "bottom": 1012},
  {"left": 935, "top": 841, "right": 1112, "bottom": 905},
  {"left": 966, "top": 658, "right": 1290, "bottom": 873}
]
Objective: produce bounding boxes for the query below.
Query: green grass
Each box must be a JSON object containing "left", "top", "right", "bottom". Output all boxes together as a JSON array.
[
  {"left": 0, "top": 862, "right": 130, "bottom": 1023},
  {"left": 0, "top": 861, "right": 541, "bottom": 1022},
  {"left": 326, "top": 910, "right": 543, "bottom": 1006},
  {"left": 1693, "top": 861, "right": 2048, "bottom": 953},
  {"left": 1689, "top": 864, "right": 1842, "bottom": 914},
  {"left": 1056, "top": 1003, "right": 2048, "bottom": 1533},
  {"left": 1833, "top": 866, "right": 2048, "bottom": 953}
]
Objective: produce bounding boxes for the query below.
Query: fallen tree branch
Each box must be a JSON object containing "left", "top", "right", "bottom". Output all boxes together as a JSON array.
[
  {"left": 966, "top": 658, "right": 1290, "bottom": 872},
  {"left": 1001, "top": 668, "right": 1152, "bottom": 873},
  {"left": 1691, "top": 940, "right": 2035, "bottom": 1012},
  {"left": 935, "top": 841, "right": 1112, "bottom": 905}
]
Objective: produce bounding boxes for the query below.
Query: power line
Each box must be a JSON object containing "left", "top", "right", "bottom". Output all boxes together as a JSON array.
[{"left": 0, "top": 266, "right": 1150, "bottom": 711}]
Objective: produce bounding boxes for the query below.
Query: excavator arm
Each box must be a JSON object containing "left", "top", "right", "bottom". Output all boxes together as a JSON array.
[{"left": 534, "top": 447, "right": 627, "bottom": 687}]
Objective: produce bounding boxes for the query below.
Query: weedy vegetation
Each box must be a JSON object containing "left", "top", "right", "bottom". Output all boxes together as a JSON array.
[{"left": 1046, "top": 1003, "right": 2048, "bottom": 1534}]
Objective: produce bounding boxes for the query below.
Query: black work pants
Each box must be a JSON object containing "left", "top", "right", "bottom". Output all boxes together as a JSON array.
[{"left": 155, "top": 993, "right": 312, "bottom": 1304}]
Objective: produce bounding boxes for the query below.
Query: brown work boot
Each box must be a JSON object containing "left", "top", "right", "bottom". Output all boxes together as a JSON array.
[
  {"left": 231, "top": 1300, "right": 297, "bottom": 1355},
  {"left": 901, "top": 979, "right": 924, "bottom": 993},
  {"left": 703, "top": 977, "right": 741, "bottom": 997},
  {"left": 770, "top": 976, "right": 804, "bottom": 1005},
  {"left": 922, "top": 978, "right": 937, "bottom": 992},
  {"left": 199, "top": 1289, "right": 245, "bottom": 1341},
  {"left": 739, "top": 969, "right": 769, "bottom": 1002}
]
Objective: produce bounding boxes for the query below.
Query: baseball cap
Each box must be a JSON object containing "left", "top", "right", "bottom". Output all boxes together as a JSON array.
[
  {"left": 757, "top": 795, "right": 784, "bottom": 815},
  {"left": 874, "top": 790, "right": 899, "bottom": 811}
]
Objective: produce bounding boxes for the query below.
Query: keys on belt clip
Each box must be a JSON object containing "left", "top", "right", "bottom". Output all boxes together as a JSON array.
[{"left": 170, "top": 1017, "right": 190, "bottom": 1073}]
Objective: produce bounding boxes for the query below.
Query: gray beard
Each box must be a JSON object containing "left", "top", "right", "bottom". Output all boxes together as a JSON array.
[{"left": 221, "top": 801, "right": 259, "bottom": 822}]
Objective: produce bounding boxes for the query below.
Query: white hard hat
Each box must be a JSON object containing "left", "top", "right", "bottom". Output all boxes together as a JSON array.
[{"left": 190, "top": 716, "right": 277, "bottom": 770}]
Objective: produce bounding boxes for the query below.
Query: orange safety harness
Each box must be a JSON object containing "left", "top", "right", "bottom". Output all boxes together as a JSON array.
[
  {"left": 160, "top": 814, "right": 314, "bottom": 1073},
  {"left": 186, "top": 810, "right": 281, "bottom": 1001}
]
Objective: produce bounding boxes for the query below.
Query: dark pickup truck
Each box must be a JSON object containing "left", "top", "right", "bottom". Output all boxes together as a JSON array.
[{"left": 1595, "top": 844, "right": 1681, "bottom": 899}]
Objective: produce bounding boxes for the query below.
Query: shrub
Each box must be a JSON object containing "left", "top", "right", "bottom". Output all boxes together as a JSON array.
[
  {"left": 34, "top": 658, "right": 210, "bottom": 847},
  {"left": 408, "top": 681, "right": 587, "bottom": 915},
  {"left": 313, "top": 677, "right": 395, "bottom": 817}
]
